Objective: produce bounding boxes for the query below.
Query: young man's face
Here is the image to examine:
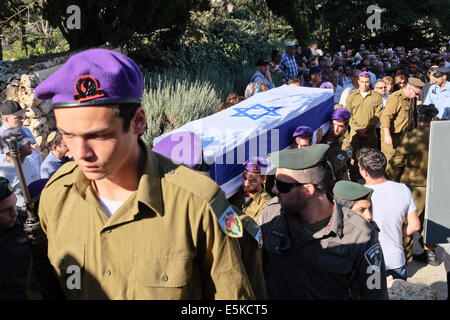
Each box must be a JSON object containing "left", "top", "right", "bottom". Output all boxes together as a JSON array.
[
  {"left": 55, "top": 106, "right": 145, "bottom": 181},
  {"left": 331, "top": 120, "right": 348, "bottom": 138},
  {"left": 3, "top": 115, "right": 24, "bottom": 128},
  {"left": 358, "top": 76, "right": 371, "bottom": 92},
  {"left": 0, "top": 193, "right": 18, "bottom": 230},
  {"left": 351, "top": 199, "right": 372, "bottom": 222},
  {"left": 294, "top": 137, "right": 312, "bottom": 148},
  {"left": 242, "top": 171, "right": 264, "bottom": 196}
]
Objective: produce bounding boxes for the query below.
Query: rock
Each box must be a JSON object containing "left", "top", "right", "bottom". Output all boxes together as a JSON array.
[
  {"left": 41, "top": 124, "right": 49, "bottom": 133},
  {"left": 39, "top": 100, "right": 53, "bottom": 114},
  {"left": 34, "top": 64, "right": 64, "bottom": 83},
  {"left": 30, "top": 118, "right": 42, "bottom": 129},
  {"left": 20, "top": 74, "right": 39, "bottom": 89},
  {"left": 0, "top": 84, "right": 19, "bottom": 102},
  {"left": 10, "top": 78, "right": 20, "bottom": 86},
  {"left": 26, "top": 107, "right": 42, "bottom": 118},
  {"left": 387, "top": 276, "right": 438, "bottom": 300},
  {"left": 19, "top": 91, "right": 41, "bottom": 109},
  {"left": 39, "top": 117, "right": 47, "bottom": 125}
]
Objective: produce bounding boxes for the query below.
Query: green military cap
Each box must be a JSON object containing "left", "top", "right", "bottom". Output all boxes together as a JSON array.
[
  {"left": 333, "top": 181, "right": 373, "bottom": 201},
  {"left": 408, "top": 77, "right": 425, "bottom": 89},
  {"left": 0, "top": 177, "right": 13, "bottom": 201},
  {"left": 268, "top": 144, "right": 330, "bottom": 169}
]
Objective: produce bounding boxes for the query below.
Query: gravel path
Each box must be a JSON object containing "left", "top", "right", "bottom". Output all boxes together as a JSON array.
[{"left": 406, "top": 232, "right": 448, "bottom": 300}]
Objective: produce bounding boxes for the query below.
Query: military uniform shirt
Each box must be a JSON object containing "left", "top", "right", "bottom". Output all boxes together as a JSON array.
[
  {"left": 345, "top": 89, "right": 383, "bottom": 134},
  {"left": 386, "top": 126, "right": 430, "bottom": 187},
  {"left": 229, "top": 188, "right": 272, "bottom": 223},
  {"left": 37, "top": 142, "right": 254, "bottom": 300},
  {"left": 262, "top": 200, "right": 388, "bottom": 300},
  {"left": 380, "top": 89, "right": 415, "bottom": 133}
]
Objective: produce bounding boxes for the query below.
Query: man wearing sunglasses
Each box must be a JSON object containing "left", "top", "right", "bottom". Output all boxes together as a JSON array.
[{"left": 261, "top": 144, "right": 388, "bottom": 299}]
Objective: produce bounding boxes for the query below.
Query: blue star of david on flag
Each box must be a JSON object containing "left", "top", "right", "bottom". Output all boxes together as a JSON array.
[{"left": 231, "top": 104, "right": 282, "bottom": 120}]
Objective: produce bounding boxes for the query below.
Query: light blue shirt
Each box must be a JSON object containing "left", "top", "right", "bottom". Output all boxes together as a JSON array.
[
  {"left": 40, "top": 152, "right": 71, "bottom": 179},
  {"left": 250, "top": 70, "right": 275, "bottom": 89},
  {"left": 424, "top": 81, "right": 450, "bottom": 119},
  {"left": 0, "top": 125, "right": 36, "bottom": 143}
]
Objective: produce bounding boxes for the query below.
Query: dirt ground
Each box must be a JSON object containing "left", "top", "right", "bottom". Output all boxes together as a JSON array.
[{"left": 407, "top": 232, "right": 448, "bottom": 300}]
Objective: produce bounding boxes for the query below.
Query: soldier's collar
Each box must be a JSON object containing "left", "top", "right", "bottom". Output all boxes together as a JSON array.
[
  {"left": 313, "top": 200, "right": 344, "bottom": 239},
  {"left": 135, "top": 139, "right": 164, "bottom": 216},
  {"left": 70, "top": 139, "right": 164, "bottom": 217}
]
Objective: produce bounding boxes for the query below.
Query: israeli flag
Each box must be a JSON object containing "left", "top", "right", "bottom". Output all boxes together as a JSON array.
[{"left": 154, "top": 85, "right": 334, "bottom": 198}]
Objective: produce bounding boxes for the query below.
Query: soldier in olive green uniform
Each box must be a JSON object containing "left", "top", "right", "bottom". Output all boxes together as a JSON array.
[
  {"left": 152, "top": 132, "right": 267, "bottom": 299},
  {"left": 345, "top": 72, "right": 383, "bottom": 181},
  {"left": 386, "top": 104, "right": 439, "bottom": 266},
  {"left": 32, "top": 49, "right": 254, "bottom": 299},
  {"left": 380, "top": 78, "right": 425, "bottom": 163},
  {"left": 0, "top": 177, "right": 31, "bottom": 300},
  {"left": 317, "top": 108, "right": 352, "bottom": 182},
  {"left": 262, "top": 144, "right": 388, "bottom": 299},
  {"left": 229, "top": 157, "right": 272, "bottom": 223}
]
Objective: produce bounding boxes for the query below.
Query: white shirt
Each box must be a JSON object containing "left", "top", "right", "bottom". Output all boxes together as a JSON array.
[
  {"left": 367, "top": 181, "right": 417, "bottom": 270},
  {"left": 99, "top": 196, "right": 124, "bottom": 218},
  {"left": 339, "top": 84, "right": 356, "bottom": 106}
]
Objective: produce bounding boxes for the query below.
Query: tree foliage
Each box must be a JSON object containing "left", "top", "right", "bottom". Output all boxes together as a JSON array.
[
  {"left": 41, "top": 0, "right": 200, "bottom": 50},
  {"left": 266, "top": 0, "right": 449, "bottom": 51}
]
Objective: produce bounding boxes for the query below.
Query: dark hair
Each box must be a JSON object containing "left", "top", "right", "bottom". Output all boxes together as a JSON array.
[
  {"left": 356, "top": 147, "right": 387, "bottom": 179},
  {"left": 302, "top": 161, "right": 333, "bottom": 194},
  {"left": 288, "top": 76, "right": 302, "bottom": 85},
  {"left": 111, "top": 103, "right": 141, "bottom": 132},
  {"left": 271, "top": 49, "right": 281, "bottom": 60}
]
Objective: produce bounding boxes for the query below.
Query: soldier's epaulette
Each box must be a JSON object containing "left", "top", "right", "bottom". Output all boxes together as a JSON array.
[
  {"left": 238, "top": 213, "right": 263, "bottom": 248},
  {"left": 44, "top": 161, "right": 78, "bottom": 188},
  {"left": 160, "top": 160, "right": 219, "bottom": 203}
]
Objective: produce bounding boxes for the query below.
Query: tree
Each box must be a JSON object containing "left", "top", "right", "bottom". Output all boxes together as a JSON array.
[
  {"left": 265, "top": 0, "right": 449, "bottom": 52},
  {"left": 41, "top": 0, "right": 201, "bottom": 50}
]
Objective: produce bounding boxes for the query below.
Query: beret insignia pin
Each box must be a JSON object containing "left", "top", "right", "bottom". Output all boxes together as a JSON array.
[{"left": 74, "top": 75, "right": 105, "bottom": 102}]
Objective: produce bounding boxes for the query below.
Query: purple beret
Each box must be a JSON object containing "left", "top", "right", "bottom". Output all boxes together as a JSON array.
[
  {"left": 28, "top": 179, "right": 49, "bottom": 201},
  {"left": 152, "top": 132, "right": 203, "bottom": 168},
  {"left": 332, "top": 108, "right": 351, "bottom": 122},
  {"left": 292, "top": 126, "right": 313, "bottom": 139},
  {"left": 243, "top": 157, "right": 268, "bottom": 174},
  {"left": 35, "top": 49, "right": 143, "bottom": 108}
]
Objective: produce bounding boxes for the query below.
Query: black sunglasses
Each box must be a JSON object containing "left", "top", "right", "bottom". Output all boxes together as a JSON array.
[{"left": 274, "top": 178, "right": 305, "bottom": 193}]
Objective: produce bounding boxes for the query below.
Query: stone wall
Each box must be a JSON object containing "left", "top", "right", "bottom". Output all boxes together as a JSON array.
[
  {"left": 0, "top": 54, "right": 71, "bottom": 158},
  {"left": 0, "top": 47, "right": 126, "bottom": 158}
]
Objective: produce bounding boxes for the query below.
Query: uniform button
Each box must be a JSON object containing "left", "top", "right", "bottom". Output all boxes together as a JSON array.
[
  {"left": 161, "top": 274, "right": 168, "bottom": 282},
  {"left": 104, "top": 268, "right": 111, "bottom": 276}
]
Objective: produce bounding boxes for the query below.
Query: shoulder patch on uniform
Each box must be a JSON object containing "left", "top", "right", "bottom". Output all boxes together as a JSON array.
[
  {"left": 218, "top": 205, "right": 243, "bottom": 238},
  {"left": 45, "top": 161, "right": 78, "bottom": 188},
  {"left": 337, "top": 153, "right": 346, "bottom": 162},
  {"left": 364, "top": 243, "right": 382, "bottom": 271}
]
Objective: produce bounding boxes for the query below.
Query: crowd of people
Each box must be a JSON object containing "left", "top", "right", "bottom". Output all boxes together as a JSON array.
[{"left": 0, "top": 42, "right": 449, "bottom": 300}]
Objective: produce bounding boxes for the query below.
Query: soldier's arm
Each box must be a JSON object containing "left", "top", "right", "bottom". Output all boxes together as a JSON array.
[
  {"left": 368, "top": 95, "right": 383, "bottom": 129},
  {"left": 380, "top": 95, "right": 398, "bottom": 129},
  {"left": 354, "top": 231, "right": 388, "bottom": 300},
  {"left": 344, "top": 94, "right": 356, "bottom": 126},
  {"left": 203, "top": 190, "right": 255, "bottom": 300},
  {"left": 385, "top": 135, "right": 409, "bottom": 181}
]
